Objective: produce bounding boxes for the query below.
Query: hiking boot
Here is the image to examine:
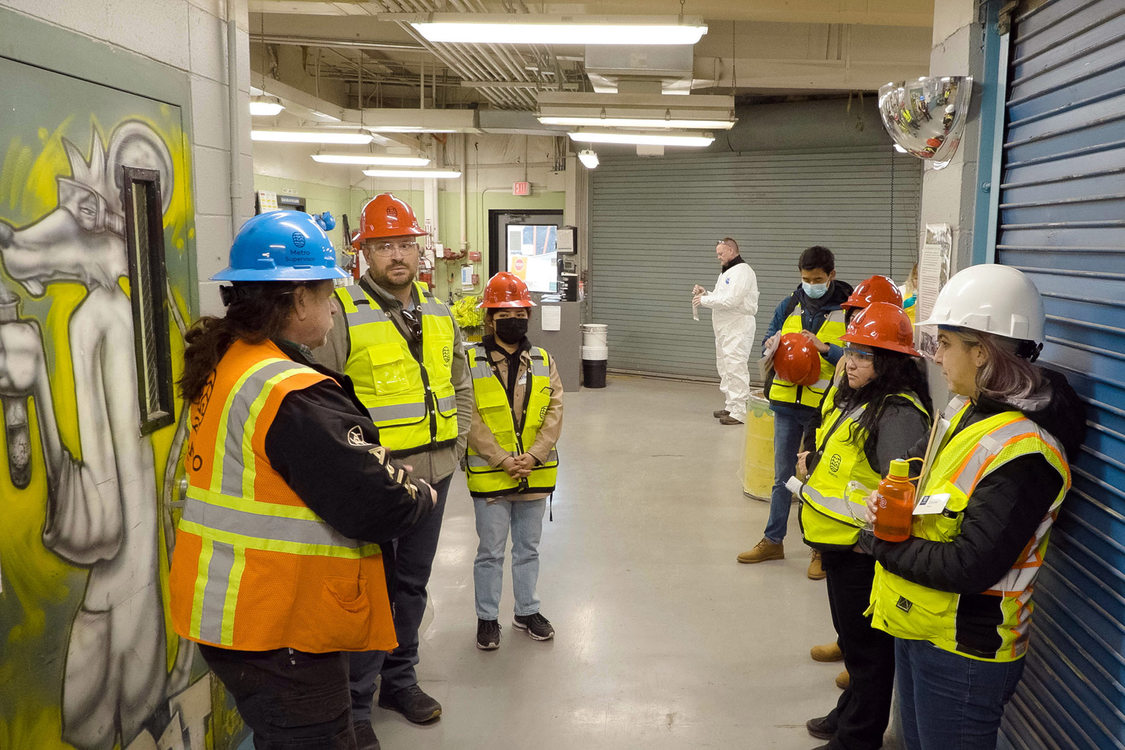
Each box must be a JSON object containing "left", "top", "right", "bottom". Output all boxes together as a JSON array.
[
  {"left": 810, "top": 641, "right": 843, "bottom": 662},
  {"left": 806, "top": 714, "right": 837, "bottom": 740},
  {"left": 835, "top": 670, "right": 850, "bottom": 690},
  {"left": 477, "top": 618, "right": 501, "bottom": 650},
  {"left": 377, "top": 684, "right": 442, "bottom": 724},
  {"left": 713, "top": 409, "right": 730, "bottom": 418},
  {"left": 736, "top": 538, "right": 784, "bottom": 564},
  {"left": 513, "top": 612, "right": 555, "bottom": 641},
  {"left": 353, "top": 721, "right": 381, "bottom": 750},
  {"left": 807, "top": 549, "right": 826, "bottom": 580},
  {"left": 719, "top": 415, "right": 744, "bottom": 425}
]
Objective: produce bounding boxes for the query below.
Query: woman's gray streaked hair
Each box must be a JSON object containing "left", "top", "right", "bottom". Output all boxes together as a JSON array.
[{"left": 953, "top": 328, "right": 1044, "bottom": 402}]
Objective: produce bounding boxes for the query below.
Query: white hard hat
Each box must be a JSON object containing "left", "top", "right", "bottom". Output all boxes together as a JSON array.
[{"left": 918, "top": 264, "right": 1045, "bottom": 342}]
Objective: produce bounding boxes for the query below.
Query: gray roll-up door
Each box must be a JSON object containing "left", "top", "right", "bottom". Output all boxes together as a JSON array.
[
  {"left": 589, "top": 146, "right": 920, "bottom": 381},
  {"left": 994, "top": 0, "right": 1125, "bottom": 746},
  {"left": 996, "top": 2, "right": 1125, "bottom": 748}
]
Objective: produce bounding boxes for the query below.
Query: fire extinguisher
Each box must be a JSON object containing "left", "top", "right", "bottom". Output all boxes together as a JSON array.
[{"left": 418, "top": 252, "right": 435, "bottom": 290}]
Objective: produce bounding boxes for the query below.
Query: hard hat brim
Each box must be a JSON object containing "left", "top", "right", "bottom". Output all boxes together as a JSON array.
[{"left": 211, "top": 265, "right": 349, "bottom": 282}]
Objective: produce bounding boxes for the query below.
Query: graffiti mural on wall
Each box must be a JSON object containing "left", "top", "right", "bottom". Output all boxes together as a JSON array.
[{"left": 0, "top": 58, "right": 242, "bottom": 749}]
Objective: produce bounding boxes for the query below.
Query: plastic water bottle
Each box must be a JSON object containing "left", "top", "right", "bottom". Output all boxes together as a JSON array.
[
  {"left": 873, "top": 458, "right": 915, "bottom": 542},
  {"left": 692, "top": 304, "right": 699, "bottom": 321}
]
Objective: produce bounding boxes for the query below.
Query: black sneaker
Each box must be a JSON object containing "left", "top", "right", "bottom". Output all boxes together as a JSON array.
[
  {"left": 377, "top": 684, "right": 442, "bottom": 724},
  {"left": 513, "top": 612, "right": 555, "bottom": 641},
  {"left": 477, "top": 618, "right": 501, "bottom": 650},
  {"left": 806, "top": 714, "right": 837, "bottom": 740}
]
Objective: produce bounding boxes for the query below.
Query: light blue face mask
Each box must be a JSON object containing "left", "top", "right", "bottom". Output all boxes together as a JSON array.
[{"left": 803, "top": 281, "right": 829, "bottom": 299}]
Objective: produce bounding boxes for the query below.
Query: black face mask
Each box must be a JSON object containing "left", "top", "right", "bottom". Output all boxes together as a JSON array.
[{"left": 494, "top": 317, "right": 529, "bottom": 345}]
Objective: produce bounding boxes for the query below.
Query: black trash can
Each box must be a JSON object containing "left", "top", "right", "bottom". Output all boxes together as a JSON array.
[{"left": 582, "top": 358, "right": 607, "bottom": 388}]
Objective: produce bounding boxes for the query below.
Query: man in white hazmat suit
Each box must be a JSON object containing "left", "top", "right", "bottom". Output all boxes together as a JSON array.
[{"left": 693, "top": 237, "right": 759, "bottom": 424}]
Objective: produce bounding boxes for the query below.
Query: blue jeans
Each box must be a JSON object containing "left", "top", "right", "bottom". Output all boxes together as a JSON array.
[
  {"left": 764, "top": 407, "right": 816, "bottom": 543},
  {"left": 473, "top": 497, "right": 546, "bottom": 620},
  {"left": 895, "top": 638, "right": 1025, "bottom": 750},
  {"left": 348, "top": 474, "right": 450, "bottom": 722}
]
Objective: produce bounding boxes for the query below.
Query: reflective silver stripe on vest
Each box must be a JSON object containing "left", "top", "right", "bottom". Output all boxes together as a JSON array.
[
  {"left": 339, "top": 286, "right": 390, "bottom": 325},
  {"left": 435, "top": 394, "right": 457, "bottom": 412},
  {"left": 198, "top": 541, "right": 236, "bottom": 644},
  {"left": 183, "top": 495, "right": 369, "bottom": 550},
  {"left": 418, "top": 299, "right": 446, "bottom": 316},
  {"left": 947, "top": 419, "right": 1039, "bottom": 496},
  {"left": 466, "top": 454, "right": 497, "bottom": 468},
  {"left": 469, "top": 362, "right": 492, "bottom": 380},
  {"left": 530, "top": 353, "right": 550, "bottom": 378},
  {"left": 541, "top": 449, "right": 559, "bottom": 465},
  {"left": 796, "top": 480, "right": 858, "bottom": 521},
  {"left": 220, "top": 360, "right": 304, "bottom": 498},
  {"left": 368, "top": 402, "right": 428, "bottom": 422}
]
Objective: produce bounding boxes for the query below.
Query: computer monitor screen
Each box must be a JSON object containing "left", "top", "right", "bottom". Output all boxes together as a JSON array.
[{"left": 506, "top": 224, "right": 558, "bottom": 293}]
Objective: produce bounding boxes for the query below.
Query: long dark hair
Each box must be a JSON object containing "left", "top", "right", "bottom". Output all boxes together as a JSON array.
[
  {"left": 179, "top": 281, "right": 308, "bottom": 403},
  {"left": 831, "top": 349, "right": 932, "bottom": 447}
]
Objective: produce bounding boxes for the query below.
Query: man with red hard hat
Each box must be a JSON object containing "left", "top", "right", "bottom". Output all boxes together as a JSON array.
[
  {"left": 314, "top": 193, "right": 473, "bottom": 747},
  {"left": 738, "top": 245, "right": 852, "bottom": 566}
]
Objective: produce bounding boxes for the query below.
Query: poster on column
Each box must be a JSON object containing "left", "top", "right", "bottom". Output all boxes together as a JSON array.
[
  {"left": 917, "top": 223, "right": 953, "bottom": 358},
  {"left": 0, "top": 56, "right": 245, "bottom": 749}
]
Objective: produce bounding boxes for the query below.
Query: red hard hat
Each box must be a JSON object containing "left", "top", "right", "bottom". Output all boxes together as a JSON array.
[
  {"left": 840, "top": 301, "right": 921, "bottom": 356},
  {"left": 774, "top": 333, "right": 821, "bottom": 386},
  {"left": 354, "top": 193, "right": 427, "bottom": 246},
  {"left": 842, "top": 275, "right": 903, "bottom": 310},
  {"left": 480, "top": 272, "right": 536, "bottom": 308}
]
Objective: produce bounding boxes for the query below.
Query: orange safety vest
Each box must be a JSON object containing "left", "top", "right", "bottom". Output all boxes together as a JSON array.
[{"left": 169, "top": 339, "right": 395, "bottom": 653}]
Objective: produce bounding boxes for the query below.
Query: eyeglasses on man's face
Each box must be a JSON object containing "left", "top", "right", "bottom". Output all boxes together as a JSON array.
[{"left": 368, "top": 240, "right": 420, "bottom": 258}]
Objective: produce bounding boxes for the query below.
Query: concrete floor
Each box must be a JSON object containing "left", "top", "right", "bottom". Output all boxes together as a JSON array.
[{"left": 371, "top": 374, "right": 845, "bottom": 750}]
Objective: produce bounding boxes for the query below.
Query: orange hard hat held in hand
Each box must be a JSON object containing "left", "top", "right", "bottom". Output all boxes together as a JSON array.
[
  {"left": 354, "top": 193, "right": 427, "bottom": 247},
  {"left": 480, "top": 271, "right": 536, "bottom": 308},
  {"left": 774, "top": 332, "right": 821, "bottom": 386},
  {"left": 840, "top": 301, "right": 921, "bottom": 356},
  {"left": 841, "top": 274, "right": 903, "bottom": 311}
]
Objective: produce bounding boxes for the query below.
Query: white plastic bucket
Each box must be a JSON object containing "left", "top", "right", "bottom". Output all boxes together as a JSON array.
[
  {"left": 580, "top": 345, "right": 608, "bottom": 361},
  {"left": 581, "top": 323, "right": 608, "bottom": 348}
]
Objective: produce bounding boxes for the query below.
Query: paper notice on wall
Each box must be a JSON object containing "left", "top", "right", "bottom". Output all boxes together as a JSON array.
[
  {"left": 541, "top": 305, "right": 561, "bottom": 331},
  {"left": 461, "top": 265, "right": 474, "bottom": 289},
  {"left": 257, "top": 191, "right": 279, "bottom": 213},
  {"left": 917, "top": 223, "right": 953, "bottom": 358}
]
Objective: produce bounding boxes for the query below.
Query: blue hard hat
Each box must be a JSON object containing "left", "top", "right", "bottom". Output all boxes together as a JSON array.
[{"left": 212, "top": 210, "right": 348, "bottom": 282}]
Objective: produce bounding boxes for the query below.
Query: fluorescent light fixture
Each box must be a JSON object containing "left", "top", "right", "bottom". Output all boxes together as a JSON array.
[
  {"left": 249, "top": 96, "right": 285, "bottom": 117},
  {"left": 568, "top": 130, "right": 714, "bottom": 147},
  {"left": 409, "top": 15, "right": 707, "bottom": 45},
  {"left": 542, "top": 116, "right": 734, "bottom": 129},
  {"left": 577, "top": 150, "right": 599, "bottom": 169},
  {"left": 362, "top": 168, "right": 462, "bottom": 179},
  {"left": 252, "top": 130, "right": 373, "bottom": 144},
  {"left": 537, "top": 92, "right": 735, "bottom": 130},
  {"left": 313, "top": 154, "right": 431, "bottom": 166}
]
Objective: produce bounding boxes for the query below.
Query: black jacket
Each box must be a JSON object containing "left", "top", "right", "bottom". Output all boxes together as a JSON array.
[{"left": 870, "top": 367, "right": 1086, "bottom": 597}]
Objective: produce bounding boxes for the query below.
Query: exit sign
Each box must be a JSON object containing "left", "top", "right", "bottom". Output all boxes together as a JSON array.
[{"left": 512, "top": 181, "right": 531, "bottom": 196}]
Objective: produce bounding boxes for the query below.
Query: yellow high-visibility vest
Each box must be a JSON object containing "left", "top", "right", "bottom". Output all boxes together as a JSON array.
[
  {"left": 336, "top": 281, "right": 458, "bottom": 453},
  {"left": 169, "top": 339, "right": 394, "bottom": 653},
  {"left": 866, "top": 400, "right": 1070, "bottom": 662},
  {"left": 465, "top": 345, "right": 558, "bottom": 497}
]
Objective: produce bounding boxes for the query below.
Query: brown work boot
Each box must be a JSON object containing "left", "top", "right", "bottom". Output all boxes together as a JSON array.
[
  {"left": 719, "top": 415, "right": 744, "bottom": 425},
  {"left": 810, "top": 641, "right": 843, "bottom": 662},
  {"left": 713, "top": 409, "right": 730, "bottom": 418},
  {"left": 736, "top": 538, "right": 784, "bottom": 564},
  {"left": 807, "top": 549, "right": 826, "bottom": 580},
  {"left": 836, "top": 670, "right": 850, "bottom": 690}
]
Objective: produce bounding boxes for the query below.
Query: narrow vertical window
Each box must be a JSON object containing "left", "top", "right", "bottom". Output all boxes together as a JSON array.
[{"left": 122, "top": 166, "right": 174, "bottom": 435}]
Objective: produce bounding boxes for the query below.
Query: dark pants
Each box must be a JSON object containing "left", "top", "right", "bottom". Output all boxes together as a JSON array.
[
  {"left": 349, "top": 473, "right": 450, "bottom": 721},
  {"left": 895, "top": 638, "right": 1025, "bottom": 750},
  {"left": 822, "top": 550, "right": 896, "bottom": 750},
  {"left": 199, "top": 644, "right": 356, "bottom": 749}
]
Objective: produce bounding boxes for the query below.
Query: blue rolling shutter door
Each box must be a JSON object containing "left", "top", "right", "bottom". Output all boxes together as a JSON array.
[{"left": 997, "top": 2, "right": 1125, "bottom": 748}]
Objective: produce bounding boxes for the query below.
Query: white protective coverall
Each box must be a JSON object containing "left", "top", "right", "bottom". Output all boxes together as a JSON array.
[{"left": 701, "top": 259, "right": 759, "bottom": 421}]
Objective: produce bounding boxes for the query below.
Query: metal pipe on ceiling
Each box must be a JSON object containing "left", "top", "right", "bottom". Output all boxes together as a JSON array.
[{"left": 250, "top": 34, "right": 425, "bottom": 52}]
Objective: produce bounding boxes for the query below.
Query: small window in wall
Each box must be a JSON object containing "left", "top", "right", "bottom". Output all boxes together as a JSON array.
[{"left": 122, "top": 166, "right": 174, "bottom": 435}]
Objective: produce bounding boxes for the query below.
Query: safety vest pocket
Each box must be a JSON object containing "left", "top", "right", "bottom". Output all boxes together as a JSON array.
[
  {"left": 366, "top": 343, "right": 412, "bottom": 395},
  {"left": 320, "top": 576, "right": 373, "bottom": 651},
  {"left": 876, "top": 572, "right": 958, "bottom": 642}
]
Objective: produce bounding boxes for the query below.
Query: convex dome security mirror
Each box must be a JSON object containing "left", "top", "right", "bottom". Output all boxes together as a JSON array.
[{"left": 878, "top": 76, "right": 972, "bottom": 169}]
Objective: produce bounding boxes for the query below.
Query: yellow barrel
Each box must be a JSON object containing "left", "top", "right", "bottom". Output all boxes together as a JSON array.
[{"left": 740, "top": 390, "right": 774, "bottom": 501}]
